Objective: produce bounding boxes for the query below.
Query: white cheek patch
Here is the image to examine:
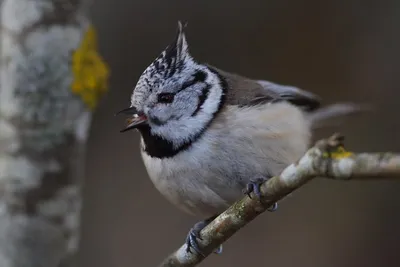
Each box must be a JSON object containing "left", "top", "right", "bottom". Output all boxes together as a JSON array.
[{"left": 150, "top": 71, "right": 224, "bottom": 147}]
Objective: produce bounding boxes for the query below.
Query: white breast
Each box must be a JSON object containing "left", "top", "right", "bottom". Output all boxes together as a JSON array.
[{"left": 141, "top": 102, "right": 312, "bottom": 217}]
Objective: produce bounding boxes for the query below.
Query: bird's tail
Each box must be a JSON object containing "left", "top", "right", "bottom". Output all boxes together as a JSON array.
[{"left": 308, "top": 103, "right": 370, "bottom": 130}]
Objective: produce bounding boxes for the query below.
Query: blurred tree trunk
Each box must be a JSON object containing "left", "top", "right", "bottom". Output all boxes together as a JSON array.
[{"left": 0, "top": 0, "right": 108, "bottom": 266}]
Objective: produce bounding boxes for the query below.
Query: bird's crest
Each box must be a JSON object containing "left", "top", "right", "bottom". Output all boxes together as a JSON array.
[{"left": 131, "top": 21, "right": 193, "bottom": 106}]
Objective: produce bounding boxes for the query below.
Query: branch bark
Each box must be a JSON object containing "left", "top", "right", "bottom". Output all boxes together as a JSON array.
[
  {"left": 0, "top": 1, "right": 108, "bottom": 267},
  {"left": 159, "top": 133, "right": 400, "bottom": 267}
]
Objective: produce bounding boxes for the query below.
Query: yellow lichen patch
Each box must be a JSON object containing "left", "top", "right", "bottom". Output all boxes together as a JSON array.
[
  {"left": 71, "top": 25, "right": 110, "bottom": 110},
  {"left": 323, "top": 146, "right": 353, "bottom": 159}
]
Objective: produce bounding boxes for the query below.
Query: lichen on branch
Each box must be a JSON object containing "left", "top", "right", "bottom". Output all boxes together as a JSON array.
[{"left": 71, "top": 24, "right": 110, "bottom": 110}]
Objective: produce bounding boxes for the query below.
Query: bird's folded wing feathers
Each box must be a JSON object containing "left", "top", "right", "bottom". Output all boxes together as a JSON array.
[{"left": 210, "top": 66, "right": 321, "bottom": 111}]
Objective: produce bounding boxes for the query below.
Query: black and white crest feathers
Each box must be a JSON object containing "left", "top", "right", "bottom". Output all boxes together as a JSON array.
[
  {"left": 131, "top": 22, "right": 191, "bottom": 108},
  {"left": 162, "top": 21, "right": 189, "bottom": 75}
]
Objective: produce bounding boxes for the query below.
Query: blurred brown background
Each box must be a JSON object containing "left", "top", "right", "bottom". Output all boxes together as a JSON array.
[{"left": 79, "top": 0, "right": 400, "bottom": 266}]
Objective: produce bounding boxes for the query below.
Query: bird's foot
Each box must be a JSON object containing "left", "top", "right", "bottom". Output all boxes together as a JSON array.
[
  {"left": 243, "top": 176, "right": 278, "bottom": 212},
  {"left": 185, "top": 215, "right": 223, "bottom": 256}
]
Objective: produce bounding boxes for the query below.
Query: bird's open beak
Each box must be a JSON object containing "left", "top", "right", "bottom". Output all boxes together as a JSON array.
[{"left": 115, "top": 107, "right": 148, "bottom": 132}]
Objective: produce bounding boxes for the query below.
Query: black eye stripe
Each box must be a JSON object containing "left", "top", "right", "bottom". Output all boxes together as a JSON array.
[
  {"left": 156, "top": 70, "right": 207, "bottom": 104},
  {"left": 180, "top": 70, "right": 208, "bottom": 91}
]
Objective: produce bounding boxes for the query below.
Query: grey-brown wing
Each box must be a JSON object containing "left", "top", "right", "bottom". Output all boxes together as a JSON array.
[{"left": 209, "top": 66, "right": 321, "bottom": 111}]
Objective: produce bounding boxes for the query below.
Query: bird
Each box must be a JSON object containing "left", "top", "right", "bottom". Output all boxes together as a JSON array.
[{"left": 116, "top": 21, "right": 363, "bottom": 256}]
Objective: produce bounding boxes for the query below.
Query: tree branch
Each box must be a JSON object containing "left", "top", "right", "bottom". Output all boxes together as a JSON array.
[{"left": 159, "top": 133, "right": 400, "bottom": 267}]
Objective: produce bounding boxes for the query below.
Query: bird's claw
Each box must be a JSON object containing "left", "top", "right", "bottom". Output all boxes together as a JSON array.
[
  {"left": 267, "top": 202, "right": 278, "bottom": 212},
  {"left": 185, "top": 227, "right": 205, "bottom": 256},
  {"left": 185, "top": 216, "right": 223, "bottom": 256},
  {"left": 243, "top": 177, "right": 266, "bottom": 199},
  {"left": 214, "top": 244, "right": 223, "bottom": 254},
  {"left": 243, "top": 177, "right": 278, "bottom": 212}
]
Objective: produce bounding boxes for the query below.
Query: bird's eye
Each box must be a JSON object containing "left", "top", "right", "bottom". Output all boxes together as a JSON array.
[{"left": 157, "top": 93, "right": 175, "bottom": 104}]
